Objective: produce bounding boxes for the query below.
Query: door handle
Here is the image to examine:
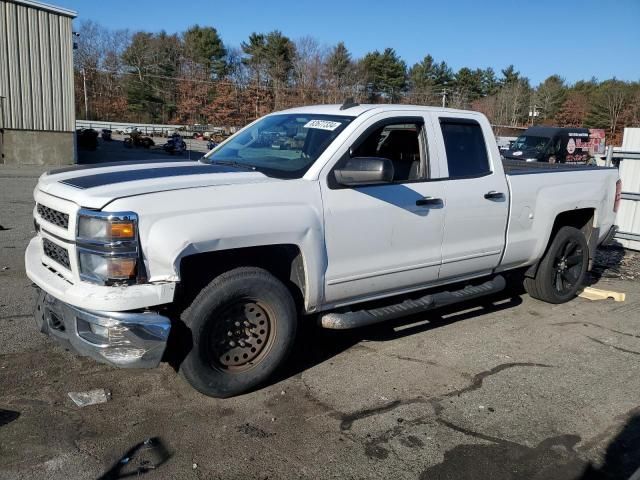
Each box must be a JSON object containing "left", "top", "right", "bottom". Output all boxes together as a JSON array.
[
  {"left": 484, "top": 191, "right": 505, "bottom": 200},
  {"left": 416, "top": 196, "right": 442, "bottom": 206}
]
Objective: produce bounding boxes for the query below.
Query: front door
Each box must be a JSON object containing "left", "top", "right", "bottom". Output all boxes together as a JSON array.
[{"left": 320, "top": 115, "right": 446, "bottom": 306}]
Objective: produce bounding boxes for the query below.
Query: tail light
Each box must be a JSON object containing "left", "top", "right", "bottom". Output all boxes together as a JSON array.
[{"left": 614, "top": 179, "right": 622, "bottom": 213}]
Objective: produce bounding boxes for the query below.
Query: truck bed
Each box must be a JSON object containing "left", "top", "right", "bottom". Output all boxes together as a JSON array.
[{"left": 502, "top": 159, "right": 611, "bottom": 175}]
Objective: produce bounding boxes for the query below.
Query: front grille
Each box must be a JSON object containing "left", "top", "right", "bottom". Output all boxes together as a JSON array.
[
  {"left": 43, "top": 238, "right": 71, "bottom": 270},
  {"left": 37, "top": 204, "right": 69, "bottom": 229}
]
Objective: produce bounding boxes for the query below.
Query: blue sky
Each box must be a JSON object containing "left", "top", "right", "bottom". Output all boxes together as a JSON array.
[{"left": 56, "top": 0, "right": 639, "bottom": 85}]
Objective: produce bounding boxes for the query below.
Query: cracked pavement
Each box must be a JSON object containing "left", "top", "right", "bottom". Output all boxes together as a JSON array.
[{"left": 1, "top": 166, "right": 640, "bottom": 479}]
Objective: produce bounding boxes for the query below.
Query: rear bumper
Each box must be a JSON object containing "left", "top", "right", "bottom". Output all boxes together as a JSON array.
[
  {"left": 600, "top": 225, "right": 618, "bottom": 246},
  {"left": 35, "top": 288, "right": 171, "bottom": 368}
]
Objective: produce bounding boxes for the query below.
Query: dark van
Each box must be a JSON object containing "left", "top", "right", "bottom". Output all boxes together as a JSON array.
[{"left": 502, "top": 126, "right": 595, "bottom": 164}]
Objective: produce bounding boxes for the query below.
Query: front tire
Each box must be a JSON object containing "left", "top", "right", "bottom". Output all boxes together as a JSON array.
[
  {"left": 179, "top": 267, "right": 297, "bottom": 398},
  {"left": 524, "top": 226, "right": 589, "bottom": 304}
]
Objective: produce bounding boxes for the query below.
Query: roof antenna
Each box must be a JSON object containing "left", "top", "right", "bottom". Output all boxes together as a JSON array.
[{"left": 340, "top": 98, "right": 359, "bottom": 110}]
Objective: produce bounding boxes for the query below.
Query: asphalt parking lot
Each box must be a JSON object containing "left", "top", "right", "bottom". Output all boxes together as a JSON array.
[
  {"left": 77, "top": 133, "right": 211, "bottom": 164},
  {"left": 1, "top": 164, "right": 640, "bottom": 479}
]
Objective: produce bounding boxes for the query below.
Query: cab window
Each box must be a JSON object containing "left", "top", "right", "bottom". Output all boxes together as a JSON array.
[
  {"left": 351, "top": 122, "right": 424, "bottom": 182},
  {"left": 440, "top": 119, "right": 490, "bottom": 178}
]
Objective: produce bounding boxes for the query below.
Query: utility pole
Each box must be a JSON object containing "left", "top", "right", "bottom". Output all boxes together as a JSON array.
[
  {"left": 82, "top": 68, "right": 88, "bottom": 120},
  {"left": 528, "top": 104, "right": 541, "bottom": 126}
]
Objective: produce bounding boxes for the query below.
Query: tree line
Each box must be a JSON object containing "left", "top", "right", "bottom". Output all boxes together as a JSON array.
[{"left": 74, "top": 21, "right": 640, "bottom": 142}]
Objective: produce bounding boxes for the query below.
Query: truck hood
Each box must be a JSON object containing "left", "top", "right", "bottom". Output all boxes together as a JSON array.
[{"left": 37, "top": 160, "right": 282, "bottom": 209}]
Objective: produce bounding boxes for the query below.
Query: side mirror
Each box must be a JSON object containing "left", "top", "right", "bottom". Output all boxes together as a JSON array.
[{"left": 334, "top": 157, "right": 394, "bottom": 186}]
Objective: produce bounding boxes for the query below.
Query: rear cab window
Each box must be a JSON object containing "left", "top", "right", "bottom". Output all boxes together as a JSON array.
[{"left": 439, "top": 119, "right": 491, "bottom": 179}]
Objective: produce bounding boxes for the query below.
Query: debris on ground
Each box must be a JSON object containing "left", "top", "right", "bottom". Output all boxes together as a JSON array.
[
  {"left": 1, "top": 267, "right": 8, "bottom": 271},
  {"left": 68, "top": 389, "right": 111, "bottom": 407},
  {"left": 0, "top": 409, "right": 20, "bottom": 427},
  {"left": 579, "top": 287, "right": 626, "bottom": 302},
  {"left": 592, "top": 246, "right": 640, "bottom": 281},
  {"left": 99, "top": 437, "right": 170, "bottom": 479},
  {"left": 0, "top": 225, "right": 9, "bottom": 231}
]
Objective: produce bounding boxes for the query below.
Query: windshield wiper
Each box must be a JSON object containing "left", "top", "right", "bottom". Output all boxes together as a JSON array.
[{"left": 210, "top": 160, "right": 257, "bottom": 171}]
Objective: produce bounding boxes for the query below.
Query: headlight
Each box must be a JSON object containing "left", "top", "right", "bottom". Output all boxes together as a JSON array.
[
  {"left": 78, "top": 214, "right": 136, "bottom": 243},
  {"left": 76, "top": 210, "right": 141, "bottom": 285}
]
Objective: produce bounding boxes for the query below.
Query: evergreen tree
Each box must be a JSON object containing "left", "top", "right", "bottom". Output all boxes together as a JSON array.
[
  {"left": 183, "top": 25, "right": 227, "bottom": 78},
  {"left": 361, "top": 48, "right": 407, "bottom": 102}
]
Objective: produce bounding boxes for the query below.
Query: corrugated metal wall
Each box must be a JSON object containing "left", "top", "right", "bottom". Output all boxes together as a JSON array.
[
  {"left": 616, "top": 128, "right": 640, "bottom": 251},
  {"left": 0, "top": 0, "right": 75, "bottom": 132}
]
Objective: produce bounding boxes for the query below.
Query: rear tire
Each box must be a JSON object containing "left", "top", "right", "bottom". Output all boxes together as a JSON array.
[
  {"left": 524, "top": 226, "right": 588, "bottom": 304},
  {"left": 179, "top": 267, "right": 297, "bottom": 398}
]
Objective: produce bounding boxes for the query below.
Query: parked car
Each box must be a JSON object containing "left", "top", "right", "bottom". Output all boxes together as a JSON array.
[
  {"left": 163, "top": 134, "right": 187, "bottom": 154},
  {"left": 123, "top": 131, "right": 154, "bottom": 149},
  {"left": 501, "top": 126, "right": 605, "bottom": 164},
  {"left": 101, "top": 129, "right": 112, "bottom": 141},
  {"left": 75, "top": 128, "right": 98, "bottom": 150},
  {"left": 122, "top": 126, "right": 140, "bottom": 136},
  {"left": 27, "top": 104, "right": 619, "bottom": 398}
]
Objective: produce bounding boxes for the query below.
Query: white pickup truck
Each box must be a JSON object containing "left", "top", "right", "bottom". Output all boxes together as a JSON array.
[{"left": 26, "top": 104, "right": 620, "bottom": 397}]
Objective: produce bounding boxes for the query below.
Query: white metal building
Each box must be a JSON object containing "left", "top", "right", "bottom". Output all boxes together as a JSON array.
[
  {"left": 616, "top": 128, "right": 640, "bottom": 251},
  {"left": 0, "top": 0, "right": 77, "bottom": 165}
]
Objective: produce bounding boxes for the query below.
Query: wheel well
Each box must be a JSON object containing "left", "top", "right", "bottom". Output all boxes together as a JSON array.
[
  {"left": 176, "top": 244, "right": 306, "bottom": 312},
  {"left": 550, "top": 208, "right": 595, "bottom": 239},
  {"left": 526, "top": 208, "right": 595, "bottom": 278}
]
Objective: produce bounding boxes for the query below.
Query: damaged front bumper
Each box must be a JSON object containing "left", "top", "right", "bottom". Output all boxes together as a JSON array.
[{"left": 35, "top": 289, "right": 171, "bottom": 368}]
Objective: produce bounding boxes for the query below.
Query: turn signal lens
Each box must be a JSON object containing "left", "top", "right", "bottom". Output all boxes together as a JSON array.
[
  {"left": 78, "top": 252, "right": 137, "bottom": 284},
  {"left": 107, "top": 257, "right": 137, "bottom": 278},
  {"left": 109, "top": 222, "right": 135, "bottom": 239}
]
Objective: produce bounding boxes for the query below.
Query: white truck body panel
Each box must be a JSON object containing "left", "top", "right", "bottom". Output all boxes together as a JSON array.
[
  {"left": 26, "top": 104, "right": 619, "bottom": 317},
  {"left": 501, "top": 171, "right": 617, "bottom": 271}
]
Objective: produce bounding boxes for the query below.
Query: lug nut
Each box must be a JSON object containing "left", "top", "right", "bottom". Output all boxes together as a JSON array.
[
  {"left": 234, "top": 321, "right": 241, "bottom": 327},
  {"left": 229, "top": 340, "right": 236, "bottom": 347}
]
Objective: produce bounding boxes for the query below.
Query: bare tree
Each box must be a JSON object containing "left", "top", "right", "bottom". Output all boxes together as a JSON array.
[{"left": 293, "top": 36, "right": 327, "bottom": 105}]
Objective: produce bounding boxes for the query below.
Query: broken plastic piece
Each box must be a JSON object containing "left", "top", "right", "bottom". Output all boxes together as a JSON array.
[
  {"left": 99, "top": 437, "right": 171, "bottom": 478},
  {"left": 68, "top": 389, "right": 111, "bottom": 407}
]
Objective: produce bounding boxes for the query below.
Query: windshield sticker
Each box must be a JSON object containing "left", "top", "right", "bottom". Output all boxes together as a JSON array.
[{"left": 303, "top": 120, "right": 342, "bottom": 131}]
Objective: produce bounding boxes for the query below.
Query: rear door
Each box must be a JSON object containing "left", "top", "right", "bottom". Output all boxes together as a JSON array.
[{"left": 431, "top": 114, "right": 510, "bottom": 280}]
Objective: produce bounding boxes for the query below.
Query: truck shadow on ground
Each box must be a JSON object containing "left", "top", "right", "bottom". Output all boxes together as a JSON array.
[
  {"left": 416, "top": 410, "right": 640, "bottom": 480},
  {"left": 275, "top": 290, "right": 524, "bottom": 385}
]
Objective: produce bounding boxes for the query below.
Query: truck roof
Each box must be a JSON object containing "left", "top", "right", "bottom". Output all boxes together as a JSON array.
[{"left": 276, "top": 104, "right": 482, "bottom": 118}]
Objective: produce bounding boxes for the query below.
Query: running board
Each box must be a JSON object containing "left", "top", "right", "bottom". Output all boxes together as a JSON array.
[{"left": 319, "top": 275, "right": 506, "bottom": 330}]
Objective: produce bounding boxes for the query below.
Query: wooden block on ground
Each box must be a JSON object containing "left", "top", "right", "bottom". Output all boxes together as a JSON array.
[{"left": 579, "top": 287, "right": 626, "bottom": 302}]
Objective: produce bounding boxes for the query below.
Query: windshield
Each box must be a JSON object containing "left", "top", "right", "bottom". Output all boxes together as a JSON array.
[
  {"left": 204, "top": 114, "right": 352, "bottom": 178},
  {"left": 512, "top": 135, "right": 550, "bottom": 152}
]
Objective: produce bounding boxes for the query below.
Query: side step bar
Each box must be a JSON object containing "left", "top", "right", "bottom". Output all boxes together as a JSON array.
[{"left": 319, "top": 275, "right": 506, "bottom": 330}]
